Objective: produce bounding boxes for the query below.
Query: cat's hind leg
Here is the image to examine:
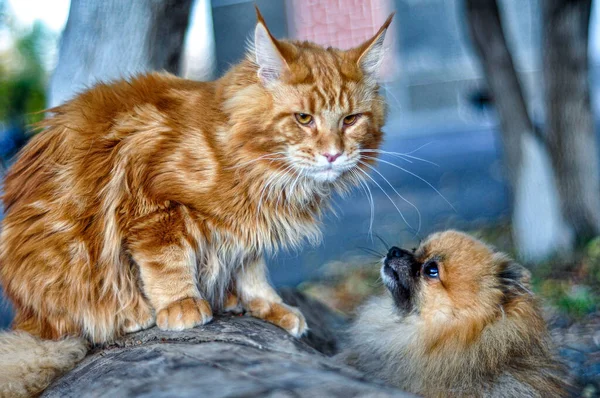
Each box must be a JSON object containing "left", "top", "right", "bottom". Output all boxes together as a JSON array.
[
  {"left": 235, "top": 257, "right": 307, "bottom": 337},
  {"left": 128, "top": 205, "right": 212, "bottom": 331}
]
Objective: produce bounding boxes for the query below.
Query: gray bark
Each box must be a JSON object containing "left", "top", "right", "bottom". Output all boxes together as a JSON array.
[
  {"left": 465, "top": 0, "right": 530, "bottom": 185},
  {"left": 465, "top": 0, "right": 572, "bottom": 260},
  {"left": 542, "top": 0, "right": 600, "bottom": 242},
  {"left": 48, "top": 0, "right": 193, "bottom": 107},
  {"left": 43, "top": 290, "right": 412, "bottom": 397}
]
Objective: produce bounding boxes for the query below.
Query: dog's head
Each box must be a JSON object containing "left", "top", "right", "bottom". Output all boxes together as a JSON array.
[{"left": 382, "top": 230, "right": 532, "bottom": 326}]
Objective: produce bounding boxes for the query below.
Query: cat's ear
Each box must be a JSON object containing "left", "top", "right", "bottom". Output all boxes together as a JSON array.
[
  {"left": 352, "top": 13, "right": 394, "bottom": 77},
  {"left": 254, "top": 7, "right": 288, "bottom": 84}
]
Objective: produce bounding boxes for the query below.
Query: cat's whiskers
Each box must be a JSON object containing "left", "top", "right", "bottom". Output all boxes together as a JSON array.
[
  {"left": 356, "top": 160, "right": 421, "bottom": 233},
  {"left": 354, "top": 166, "right": 413, "bottom": 232},
  {"left": 403, "top": 142, "right": 434, "bottom": 155},
  {"left": 358, "top": 149, "right": 438, "bottom": 167},
  {"left": 360, "top": 155, "right": 455, "bottom": 212},
  {"left": 287, "top": 168, "right": 306, "bottom": 202},
  {"left": 400, "top": 153, "right": 437, "bottom": 165},
  {"left": 254, "top": 159, "right": 341, "bottom": 219},
  {"left": 359, "top": 149, "right": 412, "bottom": 164},
  {"left": 359, "top": 172, "right": 375, "bottom": 239},
  {"left": 348, "top": 168, "right": 375, "bottom": 238}
]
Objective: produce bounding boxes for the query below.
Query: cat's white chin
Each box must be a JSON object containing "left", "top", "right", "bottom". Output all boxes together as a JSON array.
[{"left": 310, "top": 169, "right": 342, "bottom": 183}]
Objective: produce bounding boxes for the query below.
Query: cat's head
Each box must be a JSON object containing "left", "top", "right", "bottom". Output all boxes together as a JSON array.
[{"left": 225, "top": 8, "right": 392, "bottom": 188}]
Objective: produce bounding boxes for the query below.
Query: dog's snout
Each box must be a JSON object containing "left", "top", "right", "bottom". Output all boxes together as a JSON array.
[
  {"left": 387, "top": 246, "right": 411, "bottom": 260},
  {"left": 382, "top": 246, "right": 418, "bottom": 307},
  {"left": 388, "top": 246, "right": 402, "bottom": 258}
]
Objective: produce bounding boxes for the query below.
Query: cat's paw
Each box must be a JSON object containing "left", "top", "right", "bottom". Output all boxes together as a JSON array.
[
  {"left": 247, "top": 299, "right": 307, "bottom": 337},
  {"left": 223, "top": 293, "right": 243, "bottom": 314},
  {"left": 123, "top": 314, "right": 155, "bottom": 334},
  {"left": 156, "top": 297, "right": 213, "bottom": 331},
  {"left": 123, "top": 301, "right": 155, "bottom": 333}
]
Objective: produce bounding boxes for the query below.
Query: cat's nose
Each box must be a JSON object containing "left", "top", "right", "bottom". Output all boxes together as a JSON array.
[{"left": 323, "top": 152, "right": 342, "bottom": 163}]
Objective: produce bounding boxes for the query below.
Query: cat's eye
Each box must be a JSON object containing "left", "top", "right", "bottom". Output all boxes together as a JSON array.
[
  {"left": 343, "top": 114, "right": 359, "bottom": 126},
  {"left": 295, "top": 113, "right": 313, "bottom": 125},
  {"left": 423, "top": 261, "right": 439, "bottom": 279}
]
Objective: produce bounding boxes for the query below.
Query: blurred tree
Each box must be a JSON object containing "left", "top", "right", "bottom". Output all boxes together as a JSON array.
[
  {"left": 49, "top": 0, "right": 194, "bottom": 107},
  {"left": 465, "top": 0, "right": 572, "bottom": 261},
  {"left": 542, "top": 0, "right": 600, "bottom": 243}
]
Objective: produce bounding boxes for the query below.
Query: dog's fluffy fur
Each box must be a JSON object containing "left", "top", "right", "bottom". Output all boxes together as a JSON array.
[{"left": 341, "top": 230, "right": 567, "bottom": 397}]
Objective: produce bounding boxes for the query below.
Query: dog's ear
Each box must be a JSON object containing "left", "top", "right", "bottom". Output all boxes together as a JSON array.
[{"left": 494, "top": 254, "right": 533, "bottom": 304}]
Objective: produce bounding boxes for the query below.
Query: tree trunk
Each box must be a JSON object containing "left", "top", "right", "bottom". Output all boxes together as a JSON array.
[
  {"left": 465, "top": 0, "right": 529, "bottom": 185},
  {"left": 42, "top": 290, "right": 411, "bottom": 397},
  {"left": 542, "top": 0, "right": 600, "bottom": 243},
  {"left": 48, "top": 0, "right": 193, "bottom": 107},
  {"left": 465, "top": 0, "right": 572, "bottom": 260}
]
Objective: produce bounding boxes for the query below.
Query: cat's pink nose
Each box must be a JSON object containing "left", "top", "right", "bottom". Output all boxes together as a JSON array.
[{"left": 323, "top": 152, "right": 342, "bottom": 163}]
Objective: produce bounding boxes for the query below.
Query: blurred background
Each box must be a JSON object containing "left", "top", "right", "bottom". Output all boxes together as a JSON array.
[{"left": 0, "top": 0, "right": 599, "bottom": 393}]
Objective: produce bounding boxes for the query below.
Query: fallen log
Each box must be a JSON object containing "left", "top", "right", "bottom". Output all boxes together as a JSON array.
[{"left": 43, "top": 290, "right": 412, "bottom": 397}]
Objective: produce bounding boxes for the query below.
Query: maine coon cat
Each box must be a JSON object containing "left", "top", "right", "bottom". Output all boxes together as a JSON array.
[{"left": 0, "top": 9, "right": 392, "bottom": 396}]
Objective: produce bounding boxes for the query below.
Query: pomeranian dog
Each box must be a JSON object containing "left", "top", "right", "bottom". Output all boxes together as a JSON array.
[{"left": 342, "top": 230, "right": 567, "bottom": 397}]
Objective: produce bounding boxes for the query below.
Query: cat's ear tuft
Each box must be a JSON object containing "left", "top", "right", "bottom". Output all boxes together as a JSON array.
[
  {"left": 353, "top": 12, "right": 394, "bottom": 77},
  {"left": 254, "top": 7, "right": 288, "bottom": 84}
]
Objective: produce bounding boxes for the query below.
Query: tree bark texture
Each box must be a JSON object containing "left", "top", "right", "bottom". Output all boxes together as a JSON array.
[
  {"left": 465, "top": 0, "right": 530, "bottom": 186},
  {"left": 542, "top": 0, "right": 600, "bottom": 242},
  {"left": 465, "top": 0, "right": 572, "bottom": 260},
  {"left": 48, "top": 0, "right": 193, "bottom": 107},
  {"left": 43, "top": 290, "right": 412, "bottom": 397}
]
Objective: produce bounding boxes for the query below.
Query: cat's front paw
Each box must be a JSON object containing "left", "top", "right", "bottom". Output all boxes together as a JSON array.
[
  {"left": 247, "top": 299, "right": 307, "bottom": 337},
  {"left": 156, "top": 297, "right": 213, "bottom": 331}
]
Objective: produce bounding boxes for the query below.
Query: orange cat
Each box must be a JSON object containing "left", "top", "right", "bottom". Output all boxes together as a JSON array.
[{"left": 0, "top": 9, "right": 392, "bottom": 396}]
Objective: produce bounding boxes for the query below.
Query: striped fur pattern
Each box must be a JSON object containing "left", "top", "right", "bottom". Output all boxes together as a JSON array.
[{"left": 0, "top": 10, "right": 392, "bottom": 396}]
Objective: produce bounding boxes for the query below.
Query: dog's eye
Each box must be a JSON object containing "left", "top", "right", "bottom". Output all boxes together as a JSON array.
[{"left": 423, "top": 262, "right": 439, "bottom": 278}]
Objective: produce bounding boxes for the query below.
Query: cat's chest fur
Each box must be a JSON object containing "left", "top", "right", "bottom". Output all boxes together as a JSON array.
[
  {"left": 183, "top": 207, "right": 321, "bottom": 307},
  {"left": 193, "top": 238, "right": 250, "bottom": 307},
  {"left": 182, "top": 191, "right": 324, "bottom": 254}
]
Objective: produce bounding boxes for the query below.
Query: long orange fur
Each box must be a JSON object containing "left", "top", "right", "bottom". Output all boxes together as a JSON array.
[{"left": 0, "top": 12, "right": 392, "bottom": 393}]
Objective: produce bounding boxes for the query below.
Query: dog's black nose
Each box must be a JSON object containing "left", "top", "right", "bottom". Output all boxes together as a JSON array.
[
  {"left": 388, "top": 246, "right": 402, "bottom": 258},
  {"left": 387, "top": 246, "right": 411, "bottom": 259}
]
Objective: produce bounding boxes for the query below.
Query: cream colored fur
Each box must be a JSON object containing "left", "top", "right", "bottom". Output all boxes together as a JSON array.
[{"left": 0, "top": 331, "right": 87, "bottom": 397}]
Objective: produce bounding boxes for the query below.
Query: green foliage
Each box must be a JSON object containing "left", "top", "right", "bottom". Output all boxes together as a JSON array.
[
  {"left": 529, "top": 238, "right": 600, "bottom": 318},
  {"left": 554, "top": 287, "right": 597, "bottom": 318},
  {"left": 534, "top": 279, "right": 597, "bottom": 318},
  {"left": 1, "top": 19, "right": 50, "bottom": 126},
  {"left": 584, "top": 236, "right": 600, "bottom": 284}
]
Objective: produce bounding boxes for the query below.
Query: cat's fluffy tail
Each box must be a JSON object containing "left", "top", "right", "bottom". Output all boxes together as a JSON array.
[{"left": 0, "top": 330, "right": 87, "bottom": 397}]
